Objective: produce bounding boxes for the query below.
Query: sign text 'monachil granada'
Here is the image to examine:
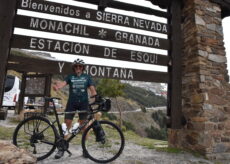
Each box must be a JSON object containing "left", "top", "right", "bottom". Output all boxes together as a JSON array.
[
  {"left": 14, "top": 15, "right": 169, "bottom": 50},
  {"left": 18, "top": 0, "right": 168, "bottom": 34}
]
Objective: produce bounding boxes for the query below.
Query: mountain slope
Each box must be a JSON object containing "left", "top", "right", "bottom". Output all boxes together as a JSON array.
[{"left": 123, "top": 84, "right": 167, "bottom": 107}]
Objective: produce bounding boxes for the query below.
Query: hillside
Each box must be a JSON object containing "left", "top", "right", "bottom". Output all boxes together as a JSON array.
[
  {"left": 118, "top": 110, "right": 161, "bottom": 137},
  {"left": 123, "top": 83, "right": 167, "bottom": 107},
  {"left": 122, "top": 80, "right": 166, "bottom": 96},
  {"left": 11, "top": 48, "right": 54, "bottom": 60},
  {"left": 93, "top": 78, "right": 167, "bottom": 108}
]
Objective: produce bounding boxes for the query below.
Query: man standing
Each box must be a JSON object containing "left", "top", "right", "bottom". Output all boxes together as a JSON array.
[{"left": 53, "top": 58, "right": 97, "bottom": 159}]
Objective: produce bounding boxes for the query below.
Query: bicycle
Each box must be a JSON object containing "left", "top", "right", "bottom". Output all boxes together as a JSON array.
[{"left": 13, "top": 96, "right": 125, "bottom": 163}]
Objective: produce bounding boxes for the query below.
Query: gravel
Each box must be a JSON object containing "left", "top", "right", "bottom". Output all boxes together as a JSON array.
[
  {"left": 1, "top": 111, "right": 228, "bottom": 164},
  {"left": 38, "top": 142, "right": 215, "bottom": 164}
]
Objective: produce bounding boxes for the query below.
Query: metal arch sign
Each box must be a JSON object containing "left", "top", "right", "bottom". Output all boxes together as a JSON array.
[{"left": 10, "top": 0, "right": 171, "bottom": 83}]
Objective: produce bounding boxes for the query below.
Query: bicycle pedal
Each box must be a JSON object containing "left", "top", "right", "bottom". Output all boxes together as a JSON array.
[{"left": 66, "top": 150, "right": 72, "bottom": 157}]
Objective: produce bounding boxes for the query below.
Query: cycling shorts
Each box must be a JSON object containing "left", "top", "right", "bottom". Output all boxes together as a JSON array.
[{"left": 64, "top": 100, "right": 89, "bottom": 120}]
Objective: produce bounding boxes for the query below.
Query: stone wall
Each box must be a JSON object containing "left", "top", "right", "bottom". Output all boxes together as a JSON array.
[{"left": 168, "top": 0, "right": 230, "bottom": 160}]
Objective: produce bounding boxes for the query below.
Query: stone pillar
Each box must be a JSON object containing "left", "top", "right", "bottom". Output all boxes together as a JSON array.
[{"left": 168, "top": 0, "right": 230, "bottom": 160}]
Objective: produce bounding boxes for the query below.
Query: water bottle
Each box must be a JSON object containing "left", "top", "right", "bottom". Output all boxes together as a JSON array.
[
  {"left": 72, "top": 122, "right": 79, "bottom": 132},
  {"left": 61, "top": 123, "right": 68, "bottom": 136}
]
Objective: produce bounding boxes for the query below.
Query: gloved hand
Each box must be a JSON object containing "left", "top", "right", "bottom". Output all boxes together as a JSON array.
[
  {"left": 95, "top": 95, "right": 102, "bottom": 102},
  {"left": 90, "top": 95, "right": 101, "bottom": 102}
]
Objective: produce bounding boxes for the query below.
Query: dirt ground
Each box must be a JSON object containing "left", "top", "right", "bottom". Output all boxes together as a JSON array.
[
  {"left": 38, "top": 142, "right": 216, "bottom": 164},
  {"left": 0, "top": 111, "right": 229, "bottom": 164}
]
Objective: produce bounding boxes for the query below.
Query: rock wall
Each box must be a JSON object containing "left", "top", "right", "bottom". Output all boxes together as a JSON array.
[
  {"left": 0, "top": 140, "right": 36, "bottom": 164},
  {"left": 168, "top": 0, "right": 230, "bottom": 160}
]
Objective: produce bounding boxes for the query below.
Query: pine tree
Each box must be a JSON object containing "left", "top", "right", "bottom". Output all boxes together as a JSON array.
[{"left": 96, "top": 79, "right": 125, "bottom": 128}]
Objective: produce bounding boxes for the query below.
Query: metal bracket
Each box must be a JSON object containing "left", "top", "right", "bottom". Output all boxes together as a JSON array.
[
  {"left": 98, "top": 0, "right": 109, "bottom": 11},
  {"left": 147, "top": 0, "right": 171, "bottom": 9}
]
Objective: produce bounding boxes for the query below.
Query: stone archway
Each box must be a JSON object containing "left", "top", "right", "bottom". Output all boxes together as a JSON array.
[{"left": 169, "top": 0, "right": 230, "bottom": 160}]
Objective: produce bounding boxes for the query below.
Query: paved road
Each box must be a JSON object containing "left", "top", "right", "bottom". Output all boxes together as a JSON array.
[{"left": 109, "top": 106, "right": 166, "bottom": 114}]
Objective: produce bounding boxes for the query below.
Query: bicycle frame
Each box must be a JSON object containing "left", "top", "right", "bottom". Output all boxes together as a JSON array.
[
  {"left": 48, "top": 98, "right": 95, "bottom": 143},
  {"left": 14, "top": 97, "right": 124, "bottom": 163}
]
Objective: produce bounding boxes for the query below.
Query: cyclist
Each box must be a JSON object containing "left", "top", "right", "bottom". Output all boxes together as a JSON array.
[{"left": 53, "top": 58, "right": 97, "bottom": 159}]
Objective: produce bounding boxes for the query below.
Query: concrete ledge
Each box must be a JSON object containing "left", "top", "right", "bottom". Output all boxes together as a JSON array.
[{"left": 0, "top": 108, "right": 7, "bottom": 120}]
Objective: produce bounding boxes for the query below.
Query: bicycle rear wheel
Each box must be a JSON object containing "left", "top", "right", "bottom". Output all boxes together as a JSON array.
[
  {"left": 13, "top": 116, "right": 57, "bottom": 161},
  {"left": 82, "top": 120, "right": 125, "bottom": 163}
]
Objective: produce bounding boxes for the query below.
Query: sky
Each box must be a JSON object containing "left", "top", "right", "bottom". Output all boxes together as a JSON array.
[
  {"left": 223, "top": 17, "right": 230, "bottom": 72},
  {"left": 14, "top": 0, "right": 230, "bottom": 74}
]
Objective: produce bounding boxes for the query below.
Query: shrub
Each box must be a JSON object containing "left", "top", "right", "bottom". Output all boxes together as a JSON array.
[
  {"left": 102, "top": 112, "right": 117, "bottom": 120},
  {"left": 123, "top": 121, "right": 135, "bottom": 131},
  {"left": 152, "top": 111, "right": 166, "bottom": 128},
  {"left": 140, "top": 105, "right": 147, "bottom": 113},
  {"left": 145, "top": 126, "right": 167, "bottom": 141}
]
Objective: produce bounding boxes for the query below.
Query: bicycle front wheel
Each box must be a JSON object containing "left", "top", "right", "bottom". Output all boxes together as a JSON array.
[
  {"left": 82, "top": 120, "right": 125, "bottom": 163},
  {"left": 13, "top": 116, "right": 57, "bottom": 161}
]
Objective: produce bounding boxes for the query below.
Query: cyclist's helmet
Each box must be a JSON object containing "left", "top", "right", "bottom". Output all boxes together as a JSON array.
[{"left": 72, "top": 58, "right": 85, "bottom": 71}]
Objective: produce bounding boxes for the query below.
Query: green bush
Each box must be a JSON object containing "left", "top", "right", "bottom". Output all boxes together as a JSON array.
[
  {"left": 102, "top": 112, "right": 117, "bottom": 120},
  {"left": 145, "top": 126, "right": 167, "bottom": 141},
  {"left": 140, "top": 105, "right": 147, "bottom": 113},
  {"left": 152, "top": 111, "right": 166, "bottom": 128},
  {"left": 123, "top": 121, "right": 135, "bottom": 131}
]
